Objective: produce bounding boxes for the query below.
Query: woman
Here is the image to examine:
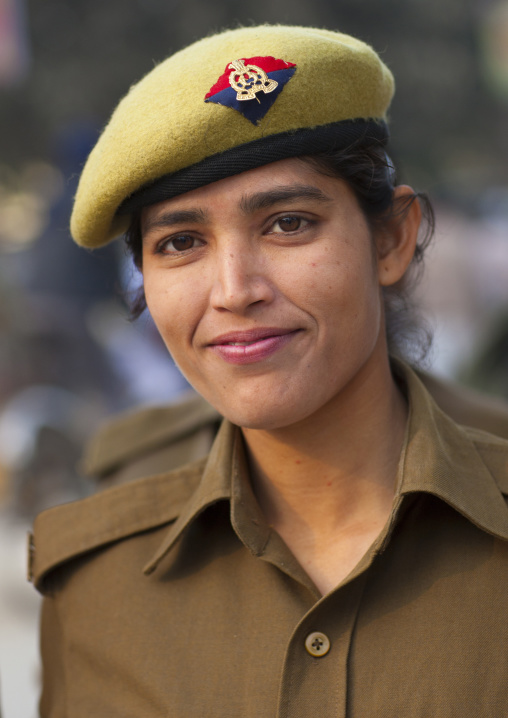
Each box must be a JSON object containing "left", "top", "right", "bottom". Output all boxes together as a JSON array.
[{"left": 31, "top": 25, "right": 508, "bottom": 717}]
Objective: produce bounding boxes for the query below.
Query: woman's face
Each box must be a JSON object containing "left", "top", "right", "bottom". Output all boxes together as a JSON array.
[{"left": 141, "top": 158, "right": 390, "bottom": 430}]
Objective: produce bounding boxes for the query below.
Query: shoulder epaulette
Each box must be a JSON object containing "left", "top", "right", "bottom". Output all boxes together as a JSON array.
[
  {"left": 29, "top": 458, "right": 206, "bottom": 591},
  {"left": 81, "top": 394, "right": 220, "bottom": 478}
]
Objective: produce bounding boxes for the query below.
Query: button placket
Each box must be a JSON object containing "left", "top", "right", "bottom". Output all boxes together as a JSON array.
[{"left": 276, "top": 571, "right": 369, "bottom": 718}]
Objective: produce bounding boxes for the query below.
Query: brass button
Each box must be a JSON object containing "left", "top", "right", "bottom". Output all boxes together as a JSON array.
[{"left": 305, "top": 631, "right": 331, "bottom": 657}]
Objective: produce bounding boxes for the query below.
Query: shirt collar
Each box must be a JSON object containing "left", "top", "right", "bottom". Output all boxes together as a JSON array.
[
  {"left": 145, "top": 362, "right": 508, "bottom": 575},
  {"left": 395, "top": 362, "right": 508, "bottom": 540},
  {"left": 143, "top": 419, "right": 236, "bottom": 574}
]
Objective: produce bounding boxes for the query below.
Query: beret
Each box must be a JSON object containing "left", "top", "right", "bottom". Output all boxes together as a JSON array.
[{"left": 70, "top": 25, "right": 395, "bottom": 248}]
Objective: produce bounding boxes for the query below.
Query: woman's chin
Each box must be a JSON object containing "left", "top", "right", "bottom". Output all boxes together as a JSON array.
[
  {"left": 225, "top": 411, "right": 297, "bottom": 431},
  {"left": 210, "top": 396, "right": 317, "bottom": 432}
]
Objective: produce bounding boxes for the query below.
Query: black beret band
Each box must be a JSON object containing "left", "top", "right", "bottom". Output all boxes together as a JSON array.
[{"left": 117, "top": 119, "right": 389, "bottom": 216}]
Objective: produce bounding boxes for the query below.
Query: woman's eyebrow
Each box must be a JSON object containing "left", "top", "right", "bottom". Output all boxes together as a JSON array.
[
  {"left": 142, "top": 208, "right": 209, "bottom": 234},
  {"left": 240, "top": 185, "right": 333, "bottom": 215}
]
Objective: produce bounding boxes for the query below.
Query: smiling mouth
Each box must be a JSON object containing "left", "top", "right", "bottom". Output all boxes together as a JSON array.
[{"left": 208, "top": 328, "right": 300, "bottom": 364}]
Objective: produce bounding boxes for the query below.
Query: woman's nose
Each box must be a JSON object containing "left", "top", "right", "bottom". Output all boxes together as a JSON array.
[{"left": 210, "top": 247, "right": 275, "bottom": 314}]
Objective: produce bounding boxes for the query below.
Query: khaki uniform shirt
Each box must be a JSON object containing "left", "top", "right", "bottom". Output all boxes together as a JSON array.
[{"left": 31, "top": 365, "right": 508, "bottom": 717}]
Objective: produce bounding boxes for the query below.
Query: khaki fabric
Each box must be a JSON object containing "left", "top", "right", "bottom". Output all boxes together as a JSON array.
[
  {"left": 83, "top": 371, "right": 508, "bottom": 488},
  {"left": 31, "top": 364, "right": 508, "bottom": 717},
  {"left": 82, "top": 393, "right": 221, "bottom": 489},
  {"left": 420, "top": 371, "right": 508, "bottom": 439}
]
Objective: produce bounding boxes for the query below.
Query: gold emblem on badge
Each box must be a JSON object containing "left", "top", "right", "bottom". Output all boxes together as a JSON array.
[{"left": 228, "top": 59, "right": 278, "bottom": 101}]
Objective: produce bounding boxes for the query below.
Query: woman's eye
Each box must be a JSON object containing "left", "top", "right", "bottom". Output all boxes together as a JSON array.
[{"left": 271, "top": 216, "right": 307, "bottom": 233}]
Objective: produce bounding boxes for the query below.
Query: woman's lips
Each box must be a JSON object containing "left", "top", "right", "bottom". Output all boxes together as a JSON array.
[{"left": 208, "top": 328, "right": 299, "bottom": 365}]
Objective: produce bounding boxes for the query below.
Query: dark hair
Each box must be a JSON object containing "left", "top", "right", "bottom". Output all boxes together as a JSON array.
[{"left": 124, "top": 141, "right": 435, "bottom": 365}]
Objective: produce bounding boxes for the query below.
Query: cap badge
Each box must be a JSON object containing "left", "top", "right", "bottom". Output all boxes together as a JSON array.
[
  {"left": 205, "top": 56, "right": 296, "bottom": 125},
  {"left": 228, "top": 59, "right": 278, "bottom": 101}
]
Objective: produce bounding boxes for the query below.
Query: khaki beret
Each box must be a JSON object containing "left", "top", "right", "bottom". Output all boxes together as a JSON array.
[{"left": 70, "top": 24, "right": 395, "bottom": 248}]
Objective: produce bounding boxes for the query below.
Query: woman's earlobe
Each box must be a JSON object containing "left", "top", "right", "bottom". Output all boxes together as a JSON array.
[{"left": 378, "top": 185, "right": 422, "bottom": 287}]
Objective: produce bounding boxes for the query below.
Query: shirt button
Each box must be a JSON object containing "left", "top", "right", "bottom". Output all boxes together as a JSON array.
[{"left": 305, "top": 631, "right": 331, "bottom": 657}]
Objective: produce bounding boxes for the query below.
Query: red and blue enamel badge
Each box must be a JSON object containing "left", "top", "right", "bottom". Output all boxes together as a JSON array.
[{"left": 205, "top": 56, "right": 297, "bottom": 125}]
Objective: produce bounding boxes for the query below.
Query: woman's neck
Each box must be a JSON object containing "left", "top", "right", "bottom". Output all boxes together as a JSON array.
[{"left": 241, "top": 354, "right": 408, "bottom": 594}]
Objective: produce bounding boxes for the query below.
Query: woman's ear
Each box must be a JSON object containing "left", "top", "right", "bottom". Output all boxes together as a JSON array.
[{"left": 376, "top": 185, "right": 422, "bottom": 287}]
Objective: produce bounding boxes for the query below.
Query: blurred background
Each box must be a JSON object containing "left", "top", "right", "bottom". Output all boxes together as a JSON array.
[{"left": 1, "top": 0, "right": 508, "bottom": 715}]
